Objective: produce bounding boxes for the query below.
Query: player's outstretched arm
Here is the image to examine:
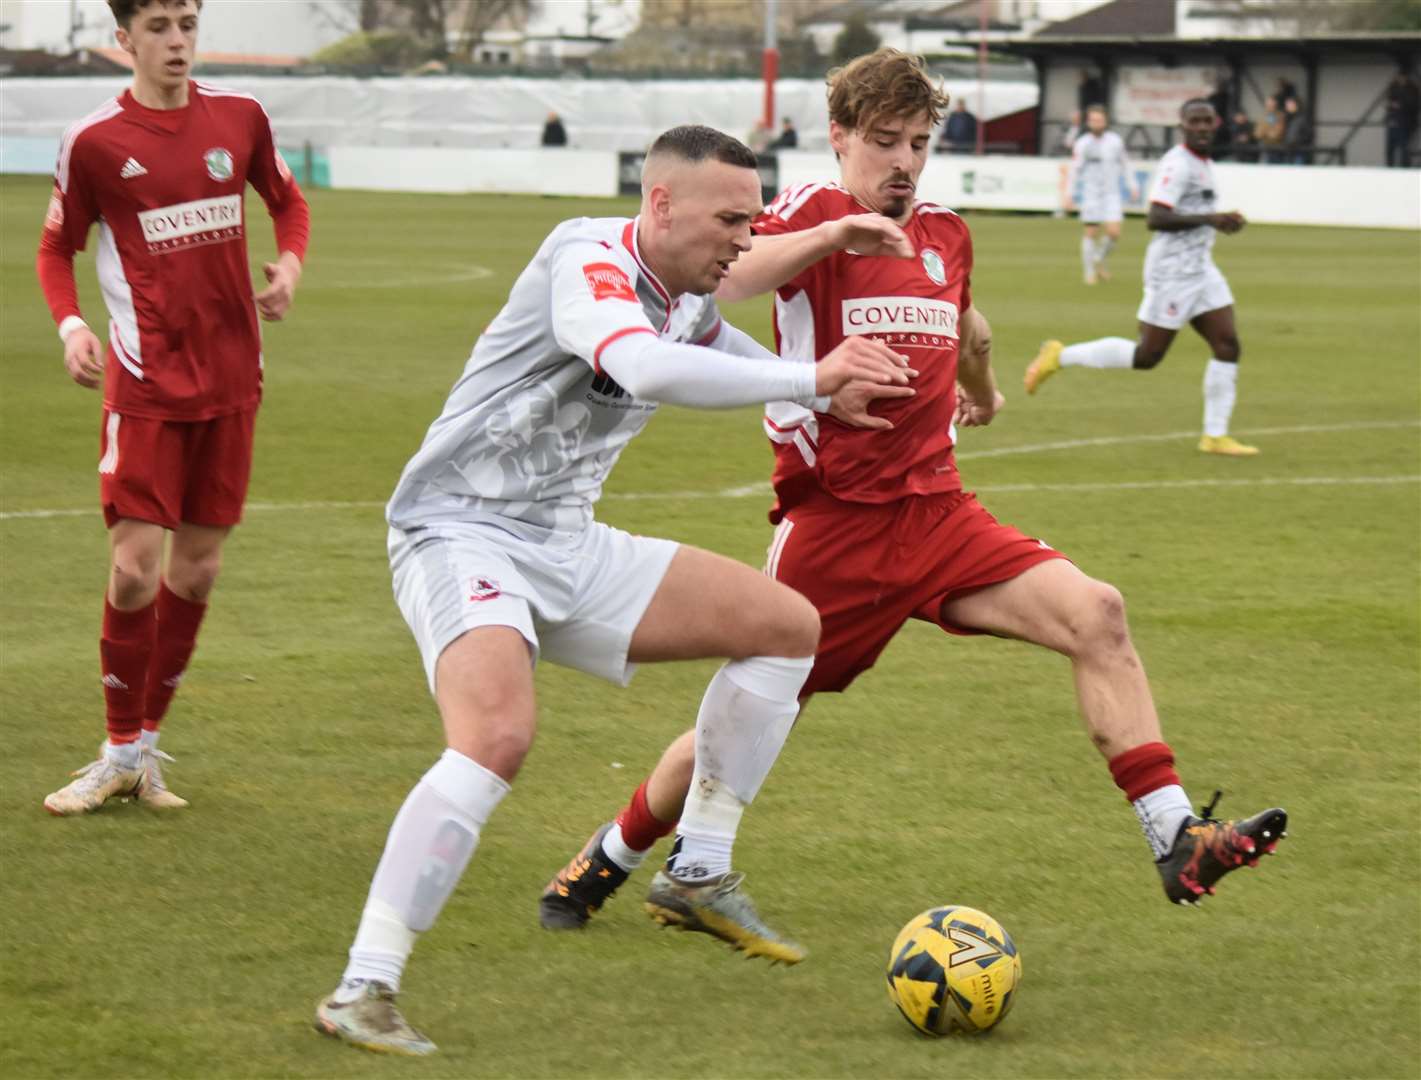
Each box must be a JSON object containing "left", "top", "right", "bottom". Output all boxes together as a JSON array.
[
  {"left": 598, "top": 326, "right": 911, "bottom": 413},
  {"left": 717, "top": 213, "right": 914, "bottom": 304},
  {"left": 707, "top": 319, "right": 916, "bottom": 428}
]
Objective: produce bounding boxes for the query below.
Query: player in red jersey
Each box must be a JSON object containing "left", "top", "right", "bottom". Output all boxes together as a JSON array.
[
  {"left": 36, "top": 0, "right": 310, "bottom": 815},
  {"left": 539, "top": 49, "right": 1285, "bottom": 925}
]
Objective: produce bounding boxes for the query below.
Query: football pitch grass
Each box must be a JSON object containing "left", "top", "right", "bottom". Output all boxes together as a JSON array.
[{"left": 1, "top": 174, "right": 1418, "bottom": 1078}]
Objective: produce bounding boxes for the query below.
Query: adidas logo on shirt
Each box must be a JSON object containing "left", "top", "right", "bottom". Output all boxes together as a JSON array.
[{"left": 119, "top": 157, "right": 148, "bottom": 180}]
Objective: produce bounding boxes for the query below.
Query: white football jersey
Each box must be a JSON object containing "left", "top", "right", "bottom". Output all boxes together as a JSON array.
[
  {"left": 1070, "top": 131, "right": 1130, "bottom": 203},
  {"left": 1143, "top": 144, "right": 1219, "bottom": 280},
  {"left": 387, "top": 216, "right": 721, "bottom": 535}
]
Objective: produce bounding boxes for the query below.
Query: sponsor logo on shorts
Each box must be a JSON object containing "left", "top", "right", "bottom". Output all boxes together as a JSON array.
[
  {"left": 468, "top": 577, "right": 502, "bottom": 602},
  {"left": 842, "top": 296, "right": 959, "bottom": 342},
  {"left": 137, "top": 195, "right": 244, "bottom": 254},
  {"left": 583, "top": 262, "right": 637, "bottom": 302}
]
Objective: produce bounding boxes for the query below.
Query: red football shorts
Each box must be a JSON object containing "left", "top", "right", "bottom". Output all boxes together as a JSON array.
[
  {"left": 765, "top": 490, "right": 1069, "bottom": 695},
  {"left": 98, "top": 408, "right": 257, "bottom": 530}
]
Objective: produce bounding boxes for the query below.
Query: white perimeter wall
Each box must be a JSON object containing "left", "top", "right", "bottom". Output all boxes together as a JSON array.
[
  {"left": 776, "top": 151, "right": 1418, "bottom": 230},
  {"left": 333, "top": 147, "right": 1421, "bottom": 230}
]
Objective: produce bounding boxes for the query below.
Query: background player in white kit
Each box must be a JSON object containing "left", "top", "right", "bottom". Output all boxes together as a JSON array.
[
  {"left": 1026, "top": 100, "right": 1259, "bottom": 457},
  {"left": 313, "top": 125, "right": 914, "bottom": 1057},
  {"left": 1064, "top": 104, "right": 1139, "bottom": 285}
]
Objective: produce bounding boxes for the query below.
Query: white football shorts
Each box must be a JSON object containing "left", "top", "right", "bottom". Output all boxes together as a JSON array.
[
  {"left": 1137, "top": 264, "right": 1235, "bottom": 330},
  {"left": 388, "top": 519, "right": 679, "bottom": 694},
  {"left": 1078, "top": 192, "right": 1123, "bottom": 224}
]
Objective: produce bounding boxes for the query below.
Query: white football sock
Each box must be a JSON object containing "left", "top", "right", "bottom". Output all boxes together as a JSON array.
[
  {"left": 104, "top": 740, "right": 141, "bottom": 769},
  {"left": 139, "top": 729, "right": 159, "bottom": 751},
  {"left": 1133, "top": 784, "right": 1194, "bottom": 859},
  {"left": 667, "top": 654, "right": 811, "bottom": 882},
  {"left": 1202, "top": 358, "right": 1239, "bottom": 437},
  {"left": 1061, "top": 337, "right": 1135, "bottom": 369},
  {"left": 341, "top": 748, "right": 509, "bottom": 992},
  {"left": 1080, "top": 235, "right": 1095, "bottom": 277},
  {"left": 1097, "top": 234, "right": 1116, "bottom": 267},
  {"left": 601, "top": 821, "right": 648, "bottom": 871}
]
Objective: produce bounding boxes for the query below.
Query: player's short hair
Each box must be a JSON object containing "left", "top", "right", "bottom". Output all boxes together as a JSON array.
[
  {"left": 1180, "top": 98, "right": 1215, "bottom": 117},
  {"left": 108, "top": 0, "right": 202, "bottom": 29},
  {"left": 645, "top": 125, "right": 758, "bottom": 171},
  {"left": 826, "top": 47, "right": 949, "bottom": 134}
]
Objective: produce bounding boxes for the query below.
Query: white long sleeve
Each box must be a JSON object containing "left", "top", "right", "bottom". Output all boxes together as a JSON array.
[{"left": 598, "top": 326, "right": 819, "bottom": 410}]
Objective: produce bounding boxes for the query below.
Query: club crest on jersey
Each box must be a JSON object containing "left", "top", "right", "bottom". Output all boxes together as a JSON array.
[
  {"left": 468, "top": 577, "right": 502, "bottom": 603},
  {"left": 204, "top": 147, "right": 234, "bottom": 182},
  {"left": 921, "top": 248, "right": 947, "bottom": 285},
  {"left": 583, "top": 262, "right": 637, "bottom": 302}
]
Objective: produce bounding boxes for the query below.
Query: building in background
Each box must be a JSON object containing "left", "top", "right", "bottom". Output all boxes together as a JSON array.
[{"left": 0, "top": 0, "right": 352, "bottom": 57}]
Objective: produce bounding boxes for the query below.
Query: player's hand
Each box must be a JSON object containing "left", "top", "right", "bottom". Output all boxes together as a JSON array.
[
  {"left": 63, "top": 326, "right": 105, "bottom": 389},
  {"left": 1210, "top": 211, "right": 1246, "bottom": 234},
  {"left": 1063, "top": 198, "right": 1077, "bottom": 213},
  {"left": 827, "top": 379, "right": 915, "bottom": 430},
  {"left": 815, "top": 336, "right": 916, "bottom": 396},
  {"left": 828, "top": 214, "right": 915, "bottom": 258},
  {"left": 256, "top": 254, "right": 301, "bottom": 321},
  {"left": 954, "top": 383, "right": 1004, "bottom": 427}
]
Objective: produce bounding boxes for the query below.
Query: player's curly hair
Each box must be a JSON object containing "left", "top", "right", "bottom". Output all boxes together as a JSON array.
[
  {"left": 826, "top": 47, "right": 949, "bottom": 134},
  {"left": 107, "top": 0, "right": 202, "bottom": 29}
]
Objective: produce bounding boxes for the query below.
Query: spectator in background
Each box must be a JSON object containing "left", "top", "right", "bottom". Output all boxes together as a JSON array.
[
  {"left": 940, "top": 99, "right": 978, "bottom": 154},
  {"left": 1255, "top": 97, "right": 1285, "bottom": 163},
  {"left": 1078, "top": 69, "right": 1106, "bottom": 111},
  {"left": 1060, "top": 108, "right": 1082, "bottom": 155},
  {"left": 1384, "top": 70, "right": 1420, "bottom": 167},
  {"left": 1282, "top": 97, "right": 1311, "bottom": 165},
  {"left": 541, "top": 112, "right": 567, "bottom": 147},
  {"left": 770, "top": 117, "right": 799, "bottom": 150},
  {"left": 1229, "top": 109, "right": 1258, "bottom": 163},
  {"left": 746, "top": 119, "right": 774, "bottom": 154},
  {"left": 1272, "top": 77, "right": 1298, "bottom": 110},
  {"left": 1208, "top": 72, "right": 1232, "bottom": 157}
]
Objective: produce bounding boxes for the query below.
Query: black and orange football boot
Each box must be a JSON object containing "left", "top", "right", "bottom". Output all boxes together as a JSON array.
[
  {"left": 539, "top": 823, "right": 630, "bottom": 930},
  {"left": 1156, "top": 792, "right": 1288, "bottom": 905}
]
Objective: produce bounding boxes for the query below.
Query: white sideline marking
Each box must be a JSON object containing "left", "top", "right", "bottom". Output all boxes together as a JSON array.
[
  {"left": 957, "top": 419, "right": 1421, "bottom": 461},
  {"left": 2, "top": 419, "right": 1417, "bottom": 521},
  {"left": 302, "top": 264, "right": 495, "bottom": 290}
]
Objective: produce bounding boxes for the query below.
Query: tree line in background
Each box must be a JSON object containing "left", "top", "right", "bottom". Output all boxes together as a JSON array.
[
  {"left": 307, "top": 0, "right": 884, "bottom": 76},
  {"left": 306, "top": 0, "right": 1419, "bottom": 75}
]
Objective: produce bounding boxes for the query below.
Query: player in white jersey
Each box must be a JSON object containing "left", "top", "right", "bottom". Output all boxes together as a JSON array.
[
  {"left": 1064, "top": 105, "right": 1139, "bottom": 284},
  {"left": 1027, "top": 100, "right": 1259, "bottom": 456},
  {"left": 313, "top": 125, "right": 915, "bottom": 1057}
]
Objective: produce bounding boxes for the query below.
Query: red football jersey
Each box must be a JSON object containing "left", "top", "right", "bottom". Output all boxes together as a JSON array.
[
  {"left": 38, "top": 81, "right": 308, "bottom": 421},
  {"left": 754, "top": 182, "right": 974, "bottom": 521}
]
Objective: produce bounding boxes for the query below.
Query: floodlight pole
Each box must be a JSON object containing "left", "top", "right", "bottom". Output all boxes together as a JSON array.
[
  {"left": 762, "top": 0, "right": 779, "bottom": 130},
  {"left": 976, "top": 0, "right": 987, "bottom": 155}
]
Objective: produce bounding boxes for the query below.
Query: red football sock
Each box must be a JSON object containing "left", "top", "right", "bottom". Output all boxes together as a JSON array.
[
  {"left": 1108, "top": 741, "right": 1181, "bottom": 802},
  {"left": 101, "top": 598, "right": 157, "bottom": 744},
  {"left": 615, "top": 780, "right": 677, "bottom": 851},
  {"left": 143, "top": 582, "right": 208, "bottom": 732}
]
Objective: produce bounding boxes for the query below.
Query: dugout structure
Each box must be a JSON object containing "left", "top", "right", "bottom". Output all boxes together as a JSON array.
[{"left": 997, "top": 31, "right": 1421, "bottom": 167}]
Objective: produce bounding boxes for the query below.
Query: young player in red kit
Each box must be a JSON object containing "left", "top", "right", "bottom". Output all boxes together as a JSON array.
[
  {"left": 36, "top": 0, "right": 310, "bottom": 815},
  {"left": 539, "top": 49, "right": 1285, "bottom": 930}
]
